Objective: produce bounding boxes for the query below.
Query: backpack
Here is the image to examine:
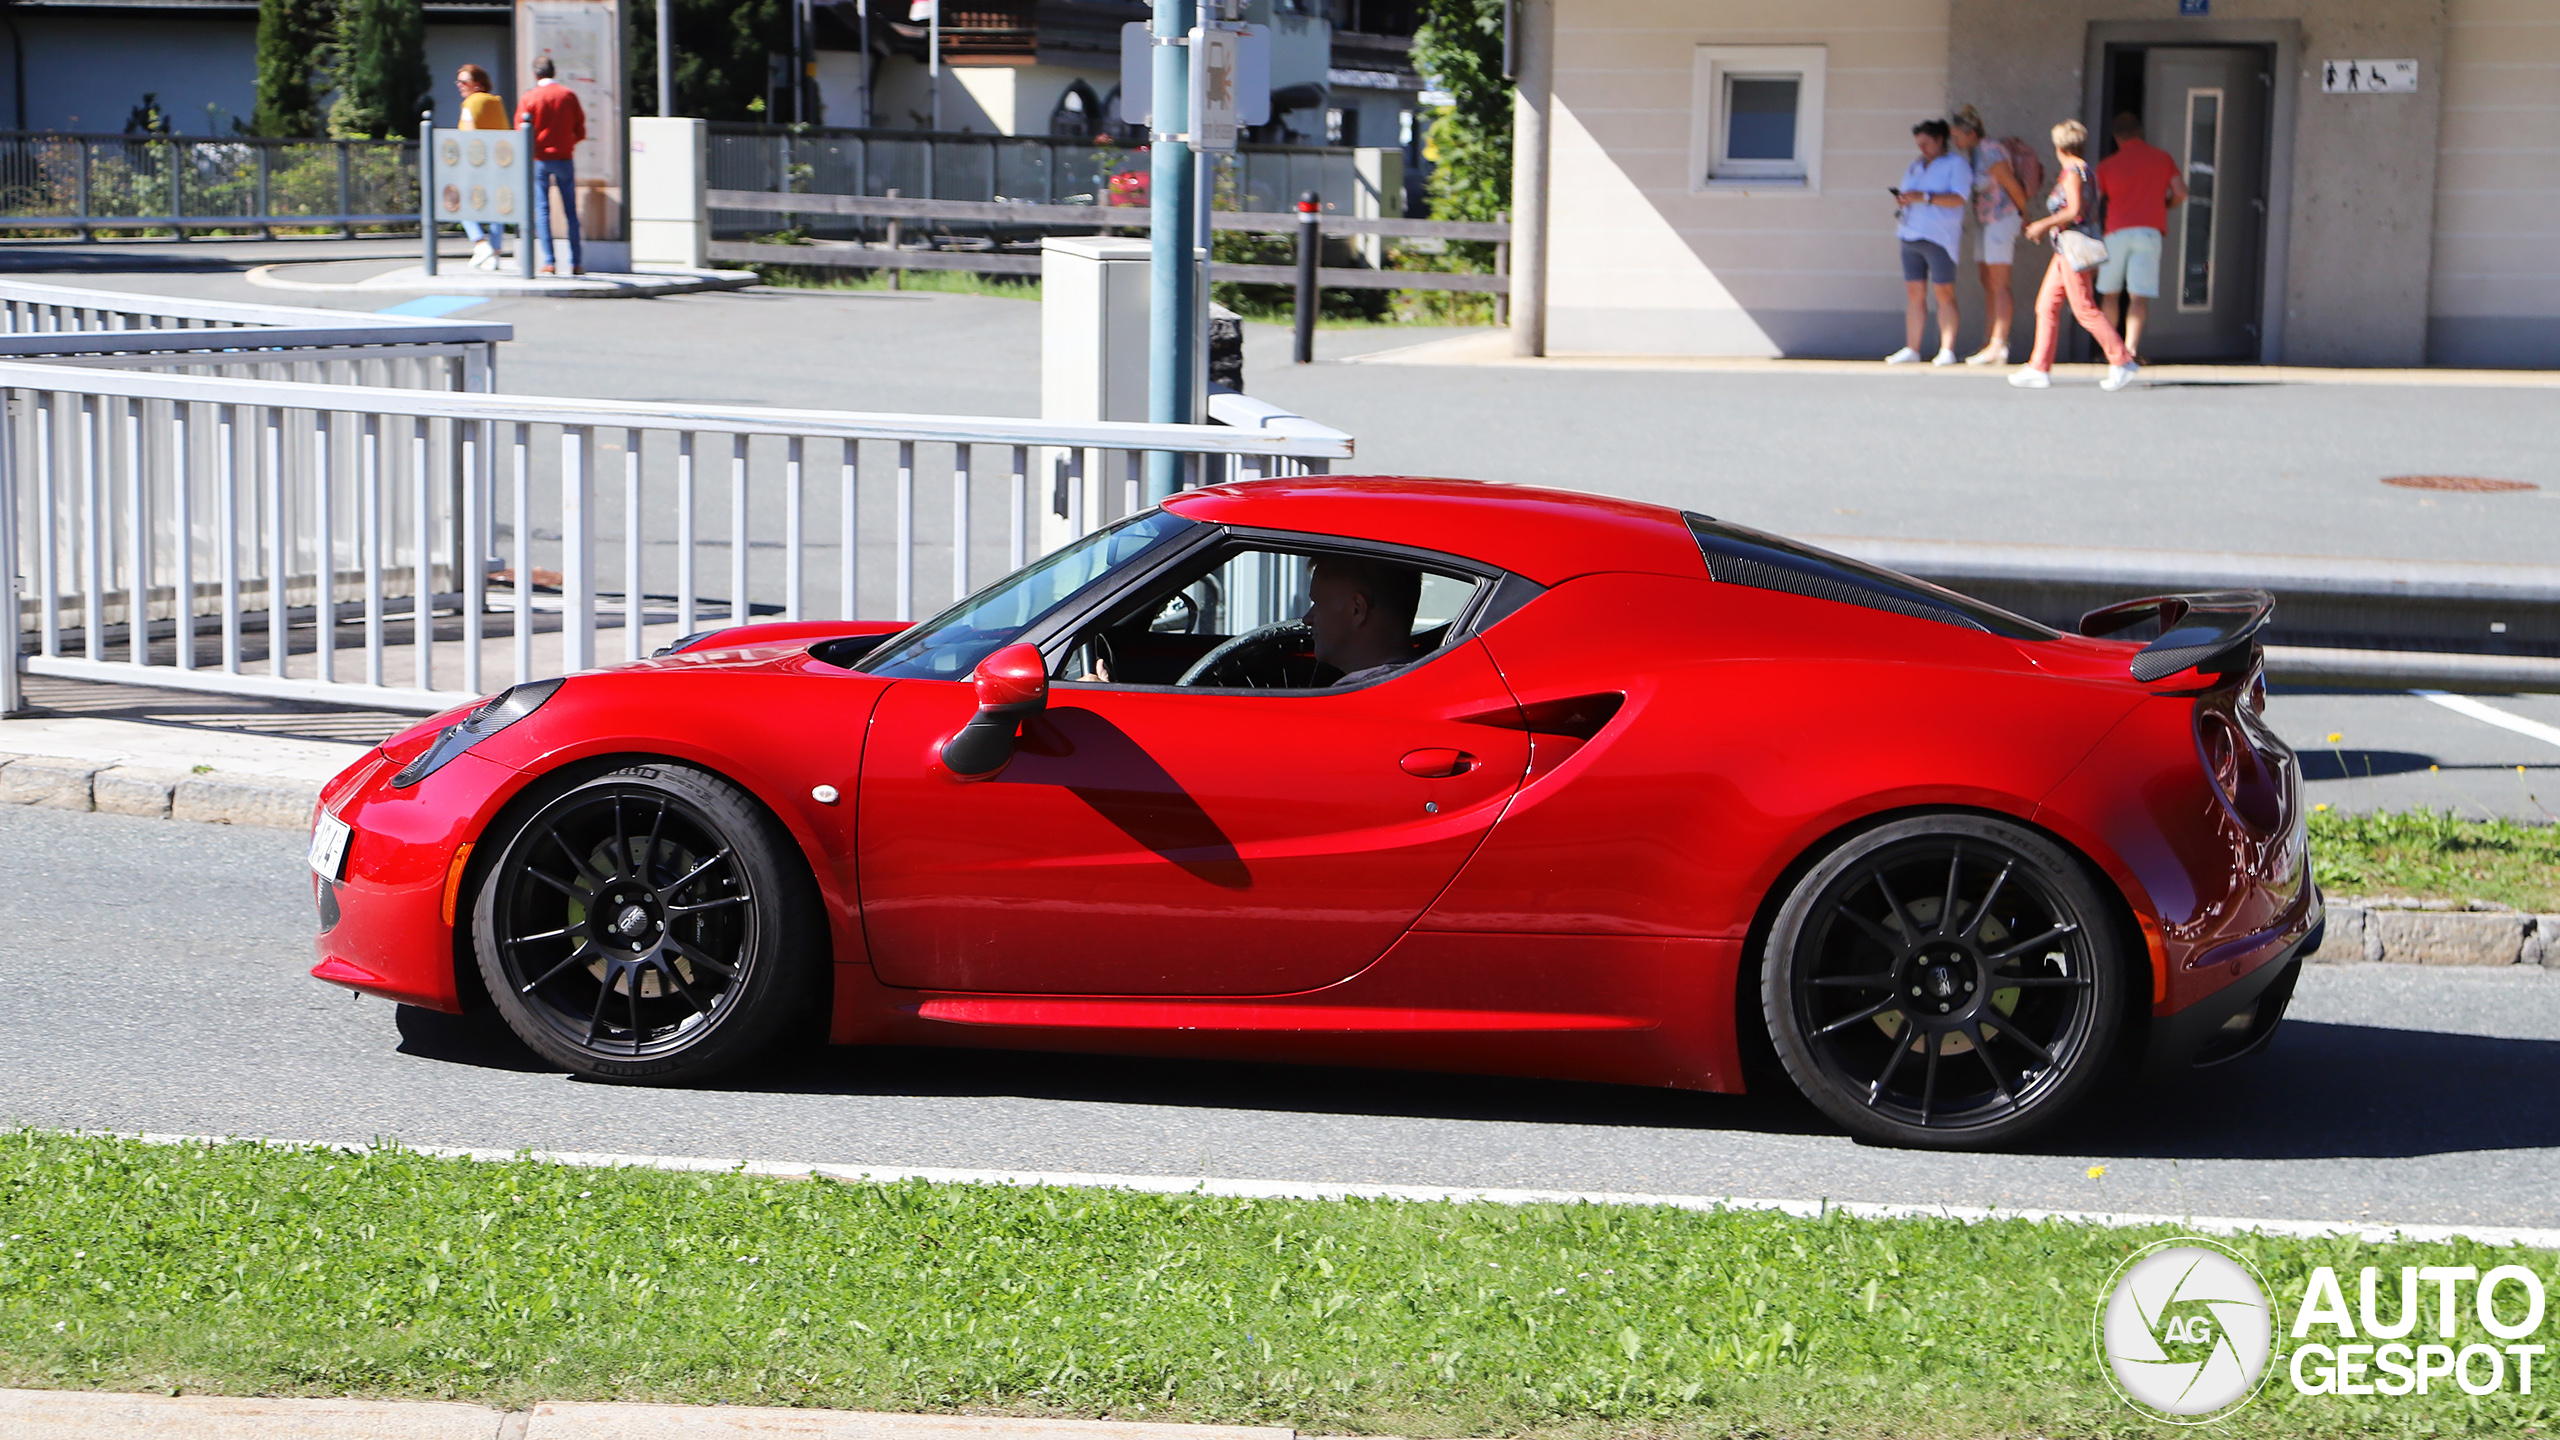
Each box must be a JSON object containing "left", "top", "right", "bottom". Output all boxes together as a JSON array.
[{"left": 1997, "top": 137, "right": 2045, "bottom": 207}]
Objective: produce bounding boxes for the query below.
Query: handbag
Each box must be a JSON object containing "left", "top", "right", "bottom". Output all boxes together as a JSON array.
[{"left": 2055, "top": 228, "right": 2109, "bottom": 272}]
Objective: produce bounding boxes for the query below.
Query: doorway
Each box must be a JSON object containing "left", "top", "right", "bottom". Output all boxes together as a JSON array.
[{"left": 2097, "top": 44, "right": 2272, "bottom": 362}]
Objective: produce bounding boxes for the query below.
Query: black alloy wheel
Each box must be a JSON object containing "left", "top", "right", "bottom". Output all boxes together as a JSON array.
[
  {"left": 472, "top": 762, "right": 821, "bottom": 1083},
  {"left": 1762, "top": 814, "right": 2127, "bottom": 1149}
]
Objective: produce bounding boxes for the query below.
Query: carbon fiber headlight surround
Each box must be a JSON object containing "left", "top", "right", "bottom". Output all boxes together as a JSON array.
[{"left": 390, "top": 678, "right": 565, "bottom": 789}]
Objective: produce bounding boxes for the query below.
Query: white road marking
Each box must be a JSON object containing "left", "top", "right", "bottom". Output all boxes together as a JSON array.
[
  {"left": 2414, "top": 690, "right": 2560, "bottom": 753},
  {"left": 77, "top": 1130, "right": 2560, "bottom": 1253}
]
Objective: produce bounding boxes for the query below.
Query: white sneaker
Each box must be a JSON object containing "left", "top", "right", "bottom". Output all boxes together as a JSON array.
[
  {"left": 2100, "top": 361, "right": 2142, "bottom": 392},
  {"left": 1931, "top": 348, "right": 1960, "bottom": 366},
  {"left": 1884, "top": 347, "right": 1923, "bottom": 364},
  {"left": 1965, "top": 344, "right": 2010, "bottom": 365},
  {"left": 2007, "top": 368, "right": 2051, "bottom": 389},
  {"left": 470, "top": 240, "right": 494, "bottom": 269}
]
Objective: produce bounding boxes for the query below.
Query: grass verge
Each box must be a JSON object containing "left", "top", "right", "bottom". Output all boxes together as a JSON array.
[
  {"left": 2309, "top": 808, "right": 2560, "bottom": 910},
  {"left": 3, "top": 1133, "right": 2553, "bottom": 1437},
  {"left": 751, "top": 263, "right": 1042, "bottom": 301}
]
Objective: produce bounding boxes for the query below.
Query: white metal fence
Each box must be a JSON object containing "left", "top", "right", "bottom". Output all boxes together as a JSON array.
[
  {"left": 0, "top": 280, "right": 507, "bottom": 386},
  {"left": 0, "top": 358, "right": 1351, "bottom": 716}
]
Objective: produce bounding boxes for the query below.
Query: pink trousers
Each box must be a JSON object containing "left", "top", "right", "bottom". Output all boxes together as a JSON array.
[{"left": 2027, "top": 251, "right": 2131, "bottom": 370}]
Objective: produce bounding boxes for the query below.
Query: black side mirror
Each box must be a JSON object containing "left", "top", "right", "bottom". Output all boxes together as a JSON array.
[{"left": 939, "top": 643, "right": 1048, "bottom": 779}]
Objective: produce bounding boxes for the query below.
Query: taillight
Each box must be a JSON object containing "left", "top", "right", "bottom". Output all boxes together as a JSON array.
[{"left": 2196, "top": 699, "right": 2285, "bottom": 833}]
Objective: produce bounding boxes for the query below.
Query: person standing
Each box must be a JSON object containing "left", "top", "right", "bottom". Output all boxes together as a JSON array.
[
  {"left": 516, "top": 57, "right": 587, "bottom": 275},
  {"left": 2013, "top": 119, "right": 2137, "bottom": 391},
  {"left": 1951, "top": 106, "right": 2031, "bottom": 366},
  {"left": 2093, "top": 111, "right": 2186, "bottom": 361},
  {"left": 454, "top": 65, "right": 508, "bottom": 271},
  {"left": 1888, "top": 119, "right": 1970, "bottom": 366}
]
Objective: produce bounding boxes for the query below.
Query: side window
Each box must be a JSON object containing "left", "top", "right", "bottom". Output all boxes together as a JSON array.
[{"left": 1060, "top": 541, "right": 1487, "bottom": 690}]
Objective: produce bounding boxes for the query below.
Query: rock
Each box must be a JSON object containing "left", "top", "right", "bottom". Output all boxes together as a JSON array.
[
  {"left": 2368, "top": 909, "right": 2529, "bottom": 966},
  {"left": 2306, "top": 905, "right": 2365, "bottom": 963}
]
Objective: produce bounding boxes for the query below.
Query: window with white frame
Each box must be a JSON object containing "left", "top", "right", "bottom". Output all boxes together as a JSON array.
[{"left": 1692, "top": 46, "right": 1826, "bottom": 192}]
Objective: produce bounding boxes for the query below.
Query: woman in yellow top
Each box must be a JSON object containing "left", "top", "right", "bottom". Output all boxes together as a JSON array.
[{"left": 455, "top": 65, "right": 508, "bottom": 269}]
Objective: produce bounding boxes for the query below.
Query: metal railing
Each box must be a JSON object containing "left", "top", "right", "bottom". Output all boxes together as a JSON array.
[
  {"left": 0, "top": 132, "right": 419, "bottom": 235},
  {"left": 0, "top": 280, "right": 509, "bottom": 385},
  {"left": 708, "top": 125, "right": 1369, "bottom": 215},
  {"left": 0, "top": 359, "right": 1353, "bottom": 714}
]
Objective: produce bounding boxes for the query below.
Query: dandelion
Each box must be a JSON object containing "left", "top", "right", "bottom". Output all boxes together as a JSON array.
[
  {"left": 2086, "top": 1165, "right": 2107, "bottom": 1179},
  {"left": 2314, "top": 803, "right": 2330, "bottom": 812},
  {"left": 2327, "top": 732, "right": 2344, "bottom": 743}
]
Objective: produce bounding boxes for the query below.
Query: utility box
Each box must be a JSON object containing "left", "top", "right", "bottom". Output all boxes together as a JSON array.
[
  {"left": 1351, "top": 147, "right": 1404, "bottom": 271},
  {"left": 1041, "top": 235, "right": 1152, "bottom": 422},
  {"left": 1040, "top": 235, "right": 1153, "bottom": 554},
  {"left": 628, "top": 117, "right": 708, "bottom": 271}
]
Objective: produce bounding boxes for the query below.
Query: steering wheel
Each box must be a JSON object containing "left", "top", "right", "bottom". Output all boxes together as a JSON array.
[{"left": 1177, "top": 621, "right": 1334, "bottom": 688}]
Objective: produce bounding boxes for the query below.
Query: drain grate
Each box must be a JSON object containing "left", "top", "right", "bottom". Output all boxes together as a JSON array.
[{"left": 2382, "top": 474, "right": 2539, "bottom": 493}]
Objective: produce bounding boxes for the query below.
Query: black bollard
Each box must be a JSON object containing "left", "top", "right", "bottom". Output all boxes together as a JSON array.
[{"left": 1292, "top": 191, "right": 1319, "bottom": 364}]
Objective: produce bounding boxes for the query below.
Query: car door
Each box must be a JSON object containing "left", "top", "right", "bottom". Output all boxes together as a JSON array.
[{"left": 855, "top": 564, "right": 1530, "bottom": 997}]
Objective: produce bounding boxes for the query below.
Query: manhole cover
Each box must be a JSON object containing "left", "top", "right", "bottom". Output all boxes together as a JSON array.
[{"left": 2382, "top": 475, "right": 2539, "bottom": 493}]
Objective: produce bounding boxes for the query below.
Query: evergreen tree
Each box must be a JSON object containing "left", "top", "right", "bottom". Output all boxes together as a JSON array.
[
  {"left": 626, "top": 0, "right": 798, "bottom": 123},
  {"left": 1410, "top": 0, "right": 1510, "bottom": 225},
  {"left": 327, "top": 0, "right": 430, "bottom": 139},
  {"left": 251, "top": 0, "right": 332, "bottom": 137}
]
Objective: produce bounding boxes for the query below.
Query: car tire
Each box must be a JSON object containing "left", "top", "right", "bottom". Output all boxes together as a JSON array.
[
  {"left": 471, "top": 761, "right": 823, "bottom": 1083},
  {"left": 1761, "top": 813, "right": 2128, "bottom": 1150}
]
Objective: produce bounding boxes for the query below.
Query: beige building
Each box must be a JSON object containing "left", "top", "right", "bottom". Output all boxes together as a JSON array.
[{"left": 1504, "top": 0, "right": 2559, "bottom": 367}]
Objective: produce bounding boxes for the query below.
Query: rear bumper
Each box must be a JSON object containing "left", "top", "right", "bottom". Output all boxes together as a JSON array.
[{"left": 2139, "top": 899, "right": 2316, "bottom": 1081}]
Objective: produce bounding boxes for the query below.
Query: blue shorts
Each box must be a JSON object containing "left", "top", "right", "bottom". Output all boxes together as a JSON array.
[
  {"left": 2097, "top": 226, "right": 2163, "bottom": 297},
  {"left": 1900, "top": 238, "right": 1957, "bottom": 284}
]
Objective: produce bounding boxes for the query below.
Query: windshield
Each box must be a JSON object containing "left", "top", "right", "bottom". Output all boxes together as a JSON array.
[{"left": 859, "top": 510, "right": 1200, "bottom": 680}]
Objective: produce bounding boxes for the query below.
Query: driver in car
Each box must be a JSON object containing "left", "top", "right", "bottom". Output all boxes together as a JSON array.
[{"left": 1306, "top": 556, "right": 1423, "bottom": 687}]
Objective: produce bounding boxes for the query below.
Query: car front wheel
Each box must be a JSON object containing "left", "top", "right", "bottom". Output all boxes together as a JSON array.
[
  {"left": 472, "top": 762, "right": 821, "bottom": 1083},
  {"left": 1762, "top": 814, "right": 2128, "bottom": 1149}
]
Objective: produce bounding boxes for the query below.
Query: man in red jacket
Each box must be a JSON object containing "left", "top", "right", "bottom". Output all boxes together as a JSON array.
[{"left": 517, "top": 57, "right": 587, "bottom": 274}]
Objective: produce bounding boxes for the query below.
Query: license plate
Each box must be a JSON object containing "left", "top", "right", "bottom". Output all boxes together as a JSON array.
[{"left": 309, "top": 811, "right": 352, "bottom": 880}]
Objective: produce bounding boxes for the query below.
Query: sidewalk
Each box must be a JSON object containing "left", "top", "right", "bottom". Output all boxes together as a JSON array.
[
  {"left": 0, "top": 1391, "right": 1300, "bottom": 1440},
  {"left": 0, "top": 677, "right": 381, "bottom": 827}
]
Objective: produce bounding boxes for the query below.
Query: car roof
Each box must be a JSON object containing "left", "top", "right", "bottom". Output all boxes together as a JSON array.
[{"left": 1163, "top": 477, "right": 1706, "bottom": 586}]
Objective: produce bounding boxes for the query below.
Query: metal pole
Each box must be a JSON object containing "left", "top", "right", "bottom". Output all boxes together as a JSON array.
[
  {"left": 1508, "top": 0, "right": 1551, "bottom": 357},
  {"left": 1292, "top": 191, "right": 1317, "bottom": 364},
  {"left": 657, "top": 0, "right": 674, "bottom": 116},
  {"left": 857, "top": 0, "right": 872, "bottom": 127},
  {"left": 929, "top": 1, "right": 941, "bottom": 133},
  {"left": 1143, "top": 0, "right": 1197, "bottom": 503},
  {"left": 420, "top": 111, "right": 437, "bottom": 276},
  {"left": 517, "top": 122, "right": 537, "bottom": 279}
]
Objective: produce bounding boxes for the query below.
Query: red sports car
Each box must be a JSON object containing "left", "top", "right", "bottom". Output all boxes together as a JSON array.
[{"left": 310, "top": 478, "right": 2317, "bottom": 1150}]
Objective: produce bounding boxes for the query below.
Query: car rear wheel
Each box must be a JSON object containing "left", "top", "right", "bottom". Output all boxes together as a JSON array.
[
  {"left": 1762, "top": 814, "right": 2127, "bottom": 1149},
  {"left": 471, "top": 762, "right": 821, "bottom": 1083}
]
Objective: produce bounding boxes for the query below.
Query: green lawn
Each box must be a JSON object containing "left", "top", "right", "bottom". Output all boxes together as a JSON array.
[
  {"left": 2309, "top": 808, "right": 2560, "bottom": 911},
  {"left": 1, "top": 1134, "right": 2550, "bottom": 1438}
]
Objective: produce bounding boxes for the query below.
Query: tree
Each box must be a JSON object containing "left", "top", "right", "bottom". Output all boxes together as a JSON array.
[
  {"left": 1410, "top": 0, "right": 1509, "bottom": 224},
  {"left": 626, "top": 0, "right": 801, "bottom": 124},
  {"left": 252, "top": 0, "right": 332, "bottom": 137},
  {"left": 327, "top": 0, "right": 429, "bottom": 139}
]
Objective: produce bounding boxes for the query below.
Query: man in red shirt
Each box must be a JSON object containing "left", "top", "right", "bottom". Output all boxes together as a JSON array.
[
  {"left": 2093, "top": 111, "right": 2187, "bottom": 360},
  {"left": 516, "top": 57, "right": 588, "bottom": 274}
]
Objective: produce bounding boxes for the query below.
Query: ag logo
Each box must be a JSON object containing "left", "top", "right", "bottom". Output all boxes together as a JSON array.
[{"left": 2097, "top": 1237, "right": 2273, "bottom": 1423}]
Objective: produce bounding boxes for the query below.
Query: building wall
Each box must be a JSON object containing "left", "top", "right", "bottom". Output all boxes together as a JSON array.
[
  {"left": 1546, "top": 0, "right": 1951, "bottom": 357},
  {"left": 2429, "top": 0, "right": 2560, "bottom": 367},
  {"left": 1550, "top": 0, "right": 2467, "bottom": 365}
]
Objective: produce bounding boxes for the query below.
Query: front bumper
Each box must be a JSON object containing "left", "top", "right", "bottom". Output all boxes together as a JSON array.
[{"left": 310, "top": 745, "right": 524, "bottom": 1012}]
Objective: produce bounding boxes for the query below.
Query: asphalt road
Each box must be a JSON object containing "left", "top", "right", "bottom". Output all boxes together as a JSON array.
[{"left": 5, "top": 801, "right": 2557, "bottom": 1232}]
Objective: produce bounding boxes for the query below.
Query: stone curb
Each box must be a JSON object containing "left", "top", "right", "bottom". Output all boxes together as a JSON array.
[
  {"left": 0, "top": 754, "right": 319, "bottom": 830},
  {"left": 0, "top": 1391, "right": 1301, "bottom": 1440},
  {"left": 2305, "top": 902, "right": 2560, "bottom": 968}
]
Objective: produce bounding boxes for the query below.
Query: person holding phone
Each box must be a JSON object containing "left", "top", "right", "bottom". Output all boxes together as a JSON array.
[{"left": 1889, "top": 119, "right": 1970, "bottom": 366}]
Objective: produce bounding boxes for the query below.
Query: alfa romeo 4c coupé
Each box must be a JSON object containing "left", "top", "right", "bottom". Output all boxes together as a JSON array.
[{"left": 310, "top": 478, "right": 2317, "bottom": 1150}]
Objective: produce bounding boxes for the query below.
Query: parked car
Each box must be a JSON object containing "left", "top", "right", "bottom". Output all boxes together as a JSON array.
[{"left": 309, "top": 478, "right": 2315, "bottom": 1150}]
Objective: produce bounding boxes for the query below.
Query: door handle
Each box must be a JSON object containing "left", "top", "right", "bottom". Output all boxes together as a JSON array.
[{"left": 1400, "top": 747, "right": 1475, "bottom": 778}]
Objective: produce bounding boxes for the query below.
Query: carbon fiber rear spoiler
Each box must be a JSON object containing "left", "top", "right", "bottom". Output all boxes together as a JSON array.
[{"left": 2077, "top": 590, "right": 2275, "bottom": 684}]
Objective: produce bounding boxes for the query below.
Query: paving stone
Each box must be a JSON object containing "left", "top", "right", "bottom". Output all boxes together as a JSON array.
[
  {"left": 2368, "top": 909, "right": 2529, "bottom": 966},
  {"left": 521, "top": 1404, "right": 1293, "bottom": 1440},
  {"left": 2306, "top": 904, "right": 2365, "bottom": 963},
  {"left": 0, "top": 757, "right": 99, "bottom": 810},
  {"left": 92, "top": 766, "right": 188, "bottom": 819},
  {"left": 0, "top": 1387, "right": 508, "bottom": 1439}
]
